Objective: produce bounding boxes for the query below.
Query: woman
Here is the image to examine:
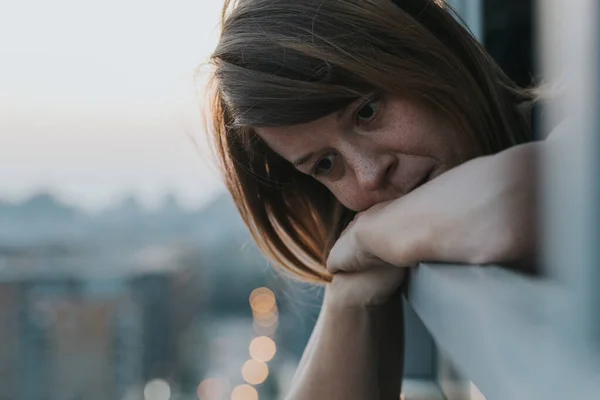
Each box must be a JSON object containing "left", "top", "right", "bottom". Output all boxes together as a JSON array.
[{"left": 209, "top": 0, "right": 543, "bottom": 398}]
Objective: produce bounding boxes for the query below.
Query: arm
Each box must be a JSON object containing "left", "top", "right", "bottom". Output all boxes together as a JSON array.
[
  {"left": 328, "top": 141, "right": 542, "bottom": 272},
  {"left": 286, "top": 268, "right": 405, "bottom": 400},
  {"left": 376, "top": 143, "right": 539, "bottom": 267}
]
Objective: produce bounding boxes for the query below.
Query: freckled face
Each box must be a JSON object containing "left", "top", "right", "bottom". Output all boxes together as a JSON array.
[{"left": 255, "top": 94, "right": 477, "bottom": 212}]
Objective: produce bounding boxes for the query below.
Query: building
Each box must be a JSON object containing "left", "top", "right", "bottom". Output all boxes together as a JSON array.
[{"left": 0, "top": 243, "right": 207, "bottom": 400}]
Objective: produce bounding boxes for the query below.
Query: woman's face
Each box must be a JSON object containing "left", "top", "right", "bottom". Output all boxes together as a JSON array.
[{"left": 255, "top": 93, "right": 477, "bottom": 212}]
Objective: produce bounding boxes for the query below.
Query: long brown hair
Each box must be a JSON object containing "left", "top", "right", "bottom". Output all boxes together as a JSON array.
[{"left": 208, "top": 0, "right": 535, "bottom": 283}]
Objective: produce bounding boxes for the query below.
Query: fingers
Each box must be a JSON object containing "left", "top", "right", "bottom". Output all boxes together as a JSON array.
[
  {"left": 326, "top": 204, "right": 392, "bottom": 274},
  {"left": 326, "top": 223, "right": 358, "bottom": 274},
  {"left": 326, "top": 239, "right": 351, "bottom": 274},
  {"left": 326, "top": 235, "right": 383, "bottom": 275}
]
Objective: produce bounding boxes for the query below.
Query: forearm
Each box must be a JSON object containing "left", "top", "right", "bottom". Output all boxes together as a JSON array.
[
  {"left": 286, "top": 287, "right": 404, "bottom": 400},
  {"left": 360, "top": 144, "right": 540, "bottom": 267}
]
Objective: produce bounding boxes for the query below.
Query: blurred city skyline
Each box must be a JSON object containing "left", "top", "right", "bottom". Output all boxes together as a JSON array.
[{"left": 0, "top": 0, "right": 227, "bottom": 212}]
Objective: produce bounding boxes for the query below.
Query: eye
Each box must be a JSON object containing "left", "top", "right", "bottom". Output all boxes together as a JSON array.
[
  {"left": 356, "top": 99, "right": 380, "bottom": 123},
  {"left": 312, "top": 154, "right": 336, "bottom": 176}
]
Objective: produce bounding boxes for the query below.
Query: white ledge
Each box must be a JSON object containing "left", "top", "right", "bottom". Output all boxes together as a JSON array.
[{"left": 406, "top": 264, "right": 600, "bottom": 400}]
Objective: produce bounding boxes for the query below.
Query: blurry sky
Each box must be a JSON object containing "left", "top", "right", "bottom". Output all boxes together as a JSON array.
[{"left": 0, "top": 0, "right": 226, "bottom": 212}]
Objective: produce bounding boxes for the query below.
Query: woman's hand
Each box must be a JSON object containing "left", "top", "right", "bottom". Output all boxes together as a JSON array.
[
  {"left": 327, "top": 142, "right": 540, "bottom": 274},
  {"left": 325, "top": 204, "right": 406, "bottom": 308},
  {"left": 327, "top": 201, "right": 405, "bottom": 274}
]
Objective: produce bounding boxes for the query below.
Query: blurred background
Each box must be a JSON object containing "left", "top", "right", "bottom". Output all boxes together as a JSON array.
[{"left": 0, "top": 0, "right": 534, "bottom": 399}]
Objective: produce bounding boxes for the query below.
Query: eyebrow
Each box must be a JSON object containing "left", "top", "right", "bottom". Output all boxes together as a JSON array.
[{"left": 292, "top": 152, "right": 314, "bottom": 168}]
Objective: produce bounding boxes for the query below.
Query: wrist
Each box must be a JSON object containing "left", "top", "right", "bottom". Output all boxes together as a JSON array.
[
  {"left": 324, "top": 280, "right": 362, "bottom": 311},
  {"left": 325, "top": 270, "right": 406, "bottom": 310}
]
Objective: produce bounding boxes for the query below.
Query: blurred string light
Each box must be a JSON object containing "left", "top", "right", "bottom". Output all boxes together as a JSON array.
[
  {"left": 241, "top": 359, "right": 269, "bottom": 385},
  {"left": 249, "top": 287, "right": 276, "bottom": 314},
  {"left": 249, "top": 287, "right": 279, "bottom": 337},
  {"left": 144, "top": 379, "right": 171, "bottom": 400},
  {"left": 249, "top": 336, "right": 276, "bottom": 363},
  {"left": 253, "top": 310, "right": 278, "bottom": 327},
  {"left": 231, "top": 384, "right": 258, "bottom": 400},
  {"left": 197, "top": 378, "right": 224, "bottom": 400},
  {"left": 252, "top": 319, "right": 278, "bottom": 337},
  {"left": 232, "top": 287, "right": 282, "bottom": 399}
]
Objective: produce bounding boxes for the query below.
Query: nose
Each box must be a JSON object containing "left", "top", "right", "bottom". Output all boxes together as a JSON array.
[{"left": 353, "top": 153, "right": 397, "bottom": 192}]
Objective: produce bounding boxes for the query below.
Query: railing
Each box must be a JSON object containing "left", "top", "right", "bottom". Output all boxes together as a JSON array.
[
  {"left": 402, "top": 1, "right": 600, "bottom": 399},
  {"left": 407, "top": 264, "right": 600, "bottom": 399}
]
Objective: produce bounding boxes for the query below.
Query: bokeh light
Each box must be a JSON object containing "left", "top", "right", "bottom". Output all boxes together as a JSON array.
[
  {"left": 230, "top": 384, "right": 258, "bottom": 400},
  {"left": 252, "top": 320, "right": 278, "bottom": 337},
  {"left": 252, "top": 309, "right": 278, "bottom": 327},
  {"left": 250, "top": 288, "right": 279, "bottom": 336},
  {"left": 249, "top": 287, "right": 276, "bottom": 315},
  {"left": 241, "top": 359, "right": 269, "bottom": 385},
  {"left": 249, "top": 287, "right": 274, "bottom": 302},
  {"left": 249, "top": 336, "right": 277, "bottom": 363},
  {"left": 144, "top": 379, "right": 171, "bottom": 400},
  {"left": 197, "top": 378, "right": 224, "bottom": 400}
]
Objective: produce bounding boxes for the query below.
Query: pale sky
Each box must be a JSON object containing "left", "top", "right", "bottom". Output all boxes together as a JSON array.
[{"left": 0, "top": 0, "right": 227, "bottom": 212}]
